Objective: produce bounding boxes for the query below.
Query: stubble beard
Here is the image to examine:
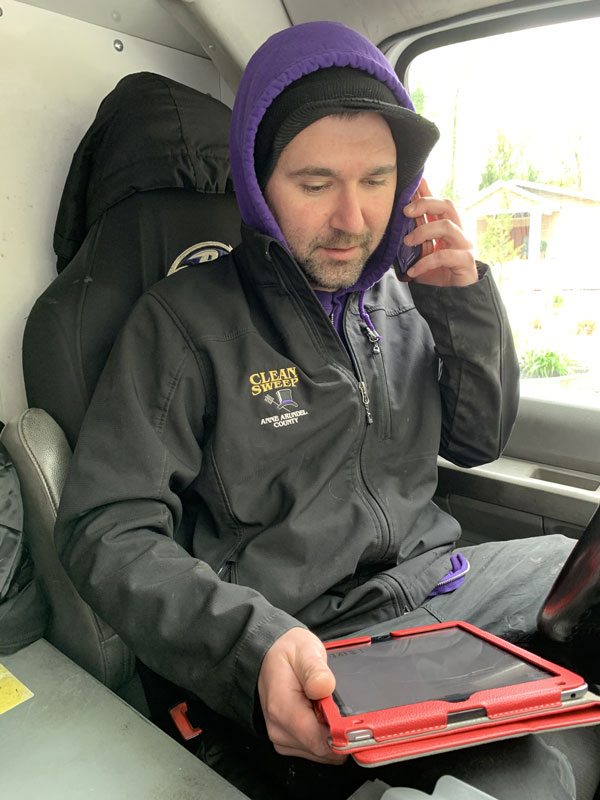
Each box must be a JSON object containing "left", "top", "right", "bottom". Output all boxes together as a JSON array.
[{"left": 295, "top": 231, "right": 374, "bottom": 291}]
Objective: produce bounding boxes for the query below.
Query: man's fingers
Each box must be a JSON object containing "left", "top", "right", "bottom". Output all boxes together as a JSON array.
[
  {"left": 300, "top": 660, "right": 336, "bottom": 700},
  {"left": 270, "top": 708, "right": 337, "bottom": 761},
  {"left": 408, "top": 247, "right": 474, "bottom": 274},
  {"left": 274, "top": 741, "right": 348, "bottom": 764},
  {"left": 291, "top": 638, "right": 336, "bottom": 700},
  {"left": 258, "top": 627, "right": 340, "bottom": 763},
  {"left": 405, "top": 217, "right": 472, "bottom": 252},
  {"left": 407, "top": 248, "right": 477, "bottom": 287},
  {"left": 404, "top": 196, "right": 463, "bottom": 228},
  {"left": 264, "top": 684, "right": 343, "bottom": 764},
  {"left": 401, "top": 188, "right": 478, "bottom": 287}
]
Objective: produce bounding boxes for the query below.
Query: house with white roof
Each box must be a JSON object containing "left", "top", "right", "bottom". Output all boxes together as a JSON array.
[{"left": 464, "top": 180, "right": 600, "bottom": 289}]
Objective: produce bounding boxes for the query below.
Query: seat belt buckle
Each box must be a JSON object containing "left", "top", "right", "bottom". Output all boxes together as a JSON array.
[{"left": 169, "top": 700, "right": 203, "bottom": 740}]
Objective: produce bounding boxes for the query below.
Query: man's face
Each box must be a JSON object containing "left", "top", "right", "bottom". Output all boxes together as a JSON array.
[{"left": 264, "top": 112, "right": 397, "bottom": 291}]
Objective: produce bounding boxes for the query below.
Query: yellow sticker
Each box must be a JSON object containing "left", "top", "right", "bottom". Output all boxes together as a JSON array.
[{"left": 0, "top": 663, "right": 34, "bottom": 715}]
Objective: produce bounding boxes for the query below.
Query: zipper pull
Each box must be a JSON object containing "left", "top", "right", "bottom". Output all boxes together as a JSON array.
[
  {"left": 363, "top": 326, "right": 381, "bottom": 355},
  {"left": 359, "top": 380, "right": 373, "bottom": 424}
]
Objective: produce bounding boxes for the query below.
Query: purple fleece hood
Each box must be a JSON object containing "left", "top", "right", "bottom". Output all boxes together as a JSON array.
[{"left": 229, "top": 21, "right": 431, "bottom": 292}]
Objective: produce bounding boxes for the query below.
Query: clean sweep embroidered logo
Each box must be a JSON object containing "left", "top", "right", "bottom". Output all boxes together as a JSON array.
[{"left": 249, "top": 367, "right": 309, "bottom": 428}]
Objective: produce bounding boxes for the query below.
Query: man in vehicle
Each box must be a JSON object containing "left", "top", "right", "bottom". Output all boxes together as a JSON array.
[{"left": 56, "top": 20, "right": 587, "bottom": 800}]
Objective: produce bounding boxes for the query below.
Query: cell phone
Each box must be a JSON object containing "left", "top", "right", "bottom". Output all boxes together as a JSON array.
[
  {"left": 412, "top": 176, "right": 438, "bottom": 257},
  {"left": 395, "top": 176, "right": 439, "bottom": 281}
]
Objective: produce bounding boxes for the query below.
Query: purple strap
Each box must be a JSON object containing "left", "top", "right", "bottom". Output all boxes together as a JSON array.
[
  {"left": 357, "top": 292, "right": 381, "bottom": 341},
  {"left": 428, "top": 553, "right": 470, "bottom": 597},
  {"left": 313, "top": 290, "right": 382, "bottom": 348}
]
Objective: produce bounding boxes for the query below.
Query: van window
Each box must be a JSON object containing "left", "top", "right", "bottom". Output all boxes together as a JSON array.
[{"left": 405, "top": 16, "right": 600, "bottom": 408}]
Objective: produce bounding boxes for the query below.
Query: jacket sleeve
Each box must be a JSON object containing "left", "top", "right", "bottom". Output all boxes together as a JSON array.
[
  {"left": 55, "top": 289, "right": 301, "bottom": 732},
  {"left": 408, "top": 264, "right": 520, "bottom": 467}
]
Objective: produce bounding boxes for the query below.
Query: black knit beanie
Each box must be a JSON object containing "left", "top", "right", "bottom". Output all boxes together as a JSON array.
[{"left": 255, "top": 67, "right": 439, "bottom": 190}]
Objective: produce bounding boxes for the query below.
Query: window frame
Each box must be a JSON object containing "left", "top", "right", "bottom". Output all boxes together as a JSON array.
[
  {"left": 381, "top": 0, "right": 600, "bottom": 532},
  {"left": 382, "top": 0, "right": 600, "bottom": 78}
]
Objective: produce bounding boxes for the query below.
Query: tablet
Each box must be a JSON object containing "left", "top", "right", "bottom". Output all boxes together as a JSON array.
[{"left": 315, "top": 621, "right": 600, "bottom": 766}]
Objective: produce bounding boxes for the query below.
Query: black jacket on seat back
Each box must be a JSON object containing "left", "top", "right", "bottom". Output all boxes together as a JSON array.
[{"left": 23, "top": 72, "right": 241, "bottom": 448}]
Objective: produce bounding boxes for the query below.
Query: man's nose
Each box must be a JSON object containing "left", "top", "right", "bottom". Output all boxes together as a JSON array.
[{"left": 330, "top": 187, "right": 365, "bottom": 235}]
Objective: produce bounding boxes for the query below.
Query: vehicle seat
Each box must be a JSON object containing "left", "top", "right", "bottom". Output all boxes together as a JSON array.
[
  {"left": 8, "top": 72, "right": 241, "bottom": 706},
  {"left": 0, "top": 408, "right": 147, "bottom": 703},
  {"left": 24, "top": 71, "right": 241, "bottom": 449}
]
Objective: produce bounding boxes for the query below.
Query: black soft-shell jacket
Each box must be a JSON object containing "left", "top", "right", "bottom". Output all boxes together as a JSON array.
[{"left": 56, "top": 220, "right": 519, "bottom": 731}]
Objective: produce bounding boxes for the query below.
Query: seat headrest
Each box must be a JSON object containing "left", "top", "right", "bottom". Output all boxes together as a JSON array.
[{"left": 24, "top": 73, "right": 241, "bottom": 448}]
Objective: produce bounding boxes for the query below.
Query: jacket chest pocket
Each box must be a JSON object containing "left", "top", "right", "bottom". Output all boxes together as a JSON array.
[{"left": 370, "top": 342, "right": 392, "bottom": 440}]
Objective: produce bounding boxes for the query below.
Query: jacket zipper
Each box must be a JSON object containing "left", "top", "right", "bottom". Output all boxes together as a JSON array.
[
  {"left": 363, "top": 325, "right": 381, "bottom": 355},
  {"left": 269, "top": 245, "right": 393, "bottom": 563},
  {"left": 358, "top": 380, "right": 373, "bottom": 424},
  {"left": 342, "top": 302, "right": 394, "bottom": 562},
  {"left": 218, "top": 559, "right": 239, "bottom": 584},
  {"left": 216, "top": 542, "right": 242, "bottom": 582},
  {"left": 361, "top": 325, "right": 392, "bottom": 440},
  {"left": 329, "top": 310, "right": 373, "bottom": 425}
]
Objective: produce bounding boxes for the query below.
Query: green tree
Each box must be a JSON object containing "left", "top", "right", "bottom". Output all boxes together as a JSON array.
[
  {"left": 478, "top": 214, "right": 522, "bottom": 286},
  {"left": 479, "top": 132, "right": 539, "bottom": 190},
  {"left": 476, "top": 193, "right": 522, "bottom": 287},
  {"left": 410, "top": 86, "right": 426, "bottom": 115},
  {"left": 542, "top": 135, "right": 583, "bottom": 190}
]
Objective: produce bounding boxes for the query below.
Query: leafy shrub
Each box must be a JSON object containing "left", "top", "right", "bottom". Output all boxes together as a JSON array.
[
  {"left": 576, "top": 319, "right": 596, "bottom": 336},
  {"left": 519, "top": 349, "right": 574, "bottom": 378},
  {"left": 552, "top": 295, "right": 564, "bottom": 308}
]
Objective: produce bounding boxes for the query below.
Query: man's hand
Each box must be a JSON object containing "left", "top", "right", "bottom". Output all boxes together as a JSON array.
[
  {"left": 257, "top": 627, "right": 347, "bottom": 764},
  {"left": 402, "top": 179, "right": 478, "bottom": 287}
]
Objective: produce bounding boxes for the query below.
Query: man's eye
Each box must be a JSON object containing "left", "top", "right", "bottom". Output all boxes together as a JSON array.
[
  {"left": 365, "top": 179, "right": 388, "bottom": 187},
  {"left": 302, "top": 184, "right": 327, "bottom": 194}
]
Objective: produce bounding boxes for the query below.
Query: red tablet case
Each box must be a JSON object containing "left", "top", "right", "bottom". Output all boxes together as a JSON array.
[{"left": 316, "top": 621, "right": 600, "bottom": 766}]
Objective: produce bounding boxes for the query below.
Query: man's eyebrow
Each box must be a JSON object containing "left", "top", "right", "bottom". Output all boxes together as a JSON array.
[
  {"left": 368, "top": 164, "right": 397, "bottom": 176},
  {"left": 287, "top": 167, "right": 337, "bottom": 178},
  {"left": 287, "top": 163, "right": 396, "bottom": 178}
]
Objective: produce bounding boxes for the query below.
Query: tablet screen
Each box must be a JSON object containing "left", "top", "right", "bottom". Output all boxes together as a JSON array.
[{"left": 328, "top": 627, "right": 552, "bottom": 716}]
